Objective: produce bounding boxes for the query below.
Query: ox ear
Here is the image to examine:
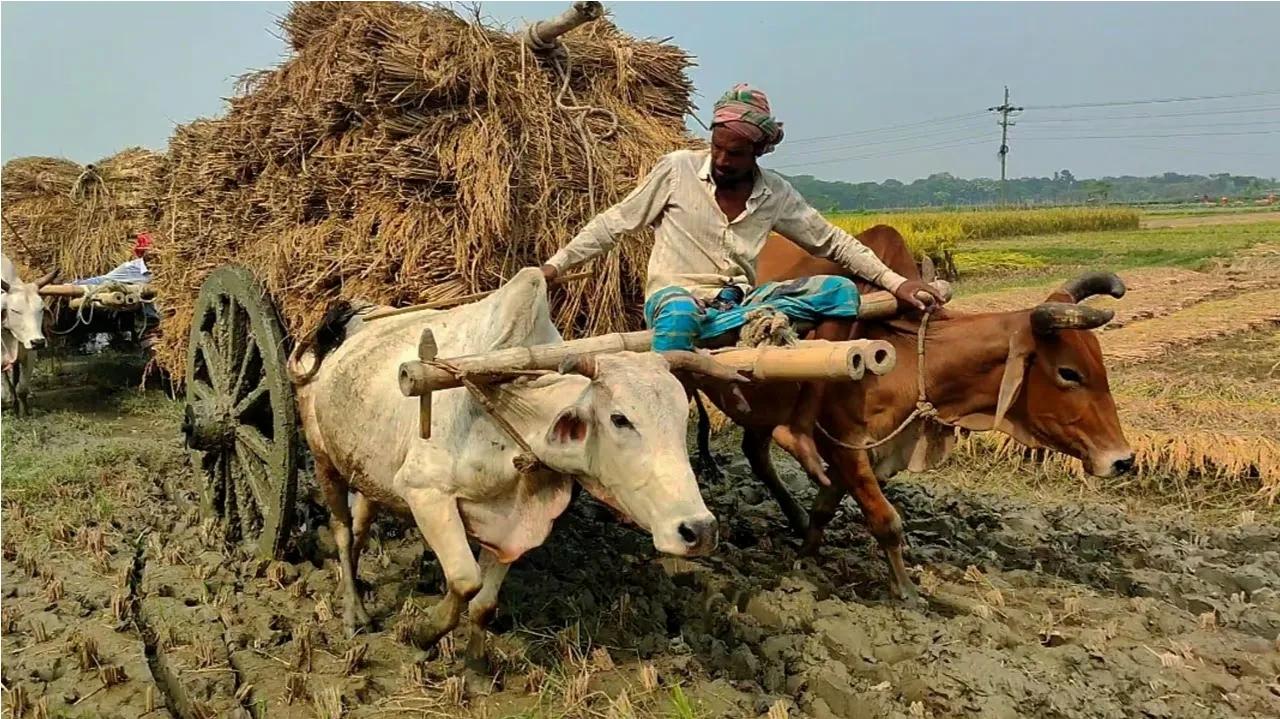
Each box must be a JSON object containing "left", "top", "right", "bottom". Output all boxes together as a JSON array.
[
  {"left": 542, "top": 404, "right": 593, "bottom": 475},
  {"left": 992, "top": 327, "right": 1036, "bottom": 430}
]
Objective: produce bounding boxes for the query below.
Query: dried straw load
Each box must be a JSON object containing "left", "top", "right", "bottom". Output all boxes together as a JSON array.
[
  {"left": 1, "top": 149, "right": 165, "bottom": 278},
  {"left": 151, "top": 1, "right": 695, "bottom": 377}
]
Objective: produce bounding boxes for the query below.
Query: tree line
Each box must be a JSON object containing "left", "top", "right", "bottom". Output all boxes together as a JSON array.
[{"left": 785, "top": 170, "right": 1279, "bottom": 211}]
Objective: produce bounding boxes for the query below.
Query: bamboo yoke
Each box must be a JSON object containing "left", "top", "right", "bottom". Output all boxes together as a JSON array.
[{"left": 396, "top": 280, "right": 953, "bottom": 448}]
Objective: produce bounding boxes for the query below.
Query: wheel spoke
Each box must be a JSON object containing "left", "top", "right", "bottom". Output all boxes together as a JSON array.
[
  {"left": 230, "top": 458, "right": 258, "bottom": 543},
  {"left": 232, "top": 338, "right": 260, "bottom": 402},
  {"left": 219, "top": 453, "right": 234, "bottom": 537},
  {"left": 198, "top": 331, "right": 229, "bottom": 392},
  {"left": 236, "top": 425, "right": 273, "bottom": 463},
  {"left": 234, "top": 441, "right": 273, "bottom": 518},
  {"left": 206, "top": 451, "right": 227, "bottom": 511},
  {"left": 189, "top": 378, "right": 216, "bottom": 404},
  {"left": 234, "top": 383, "right": 268, "bottom": 418}
]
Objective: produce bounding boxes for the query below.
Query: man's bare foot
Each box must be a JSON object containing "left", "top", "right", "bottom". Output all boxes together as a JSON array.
[{"left": 772, "top": 425, "right": 830, "bottom": 486}]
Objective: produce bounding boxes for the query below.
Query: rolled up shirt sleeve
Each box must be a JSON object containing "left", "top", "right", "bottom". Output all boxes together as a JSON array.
[
  {"left": 771, "top": 181, "right": 909, "bottom": 293},
  {"left": 545, "top": 154, "right": 676, "bottom": 273}
]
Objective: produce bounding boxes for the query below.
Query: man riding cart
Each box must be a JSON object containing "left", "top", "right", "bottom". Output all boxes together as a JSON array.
[{"left": 541, "top": 84, "right": 947, "bottom": 483}]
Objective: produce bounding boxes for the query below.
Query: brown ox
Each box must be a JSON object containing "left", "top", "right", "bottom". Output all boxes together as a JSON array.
[{"left": 696, "top": 225, "right": 1134, "bottom": 600}]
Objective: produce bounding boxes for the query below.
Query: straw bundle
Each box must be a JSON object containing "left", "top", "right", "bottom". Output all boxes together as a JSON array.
[
  {"left": 151, "top": 1, "right": 695, "bottom": 377},
  {"left": 1, "top": 149, "right": 164, "bottom": 278}
]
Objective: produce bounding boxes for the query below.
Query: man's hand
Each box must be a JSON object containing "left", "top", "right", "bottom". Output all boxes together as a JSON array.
[
  {"left": 540, "top": 264, "right": 560, "bottom": 284},
  {"left": 892, "top": 279, "right": 947, "bottom": 311}
]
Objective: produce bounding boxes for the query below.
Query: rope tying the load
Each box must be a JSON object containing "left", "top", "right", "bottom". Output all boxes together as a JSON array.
[{"left": 551, "top": 47, "right": 619, "bottom": 216}]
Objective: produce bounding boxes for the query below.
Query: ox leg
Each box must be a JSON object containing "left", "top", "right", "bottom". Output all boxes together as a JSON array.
[
  {"left": 742, "top": 427, "right": 808, "bottom": 537},
  {"left": 467, "top": 551, "right": 511, "bottom": 630},
  {"left": 799, "top": 483, "right": 846, "bottom": 557},
  {"left": 317, "top": 461, "right": 371, "bottom": 636},
  {"left": 403, "top": 486, "right": 482, "bottom": 648},
  {"left": 464, "top": 551, "right": 511, "bottom": 665},
  {"left": 833, "top": 450, "right": 916, "bottom": 602},
  {"left": 350, "top": 492, "right": 375, "bottom": 579},
  {"left": 12, "top": 355, "right": 30, "bottom": 417},
  {"left": 691, "top": 390, "right": 720, "bottom": 481},
  {"left": 771, "top": 319, "right": 851, "bottom": 486}
]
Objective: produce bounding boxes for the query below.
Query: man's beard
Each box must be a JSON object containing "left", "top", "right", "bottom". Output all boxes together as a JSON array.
[{"left": 712, "top": 167, "right": 752, "bottom": 187}]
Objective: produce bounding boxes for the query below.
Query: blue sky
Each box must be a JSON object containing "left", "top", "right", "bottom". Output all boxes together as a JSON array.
[{"left": 3, "top": 1, "right": 1278, "bottom": 182}]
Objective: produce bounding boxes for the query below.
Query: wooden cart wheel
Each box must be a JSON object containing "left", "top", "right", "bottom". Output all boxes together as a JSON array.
[{"left": 182, "top": 266, "right": 298, "bottom": 559}]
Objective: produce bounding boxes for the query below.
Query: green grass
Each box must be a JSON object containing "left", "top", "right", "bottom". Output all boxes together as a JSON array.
[
  {"left": 2, "top": 350, "right": 185, "bottom": 536},
  {"left": 1141, "top": 204, "right": 1278, "bottom": 218},
  {"left": 1, "top": 404, "right": 182, "bottom": 522},
  {"left": 953, "top": 221, "right": 1280, "bottom": 295}
]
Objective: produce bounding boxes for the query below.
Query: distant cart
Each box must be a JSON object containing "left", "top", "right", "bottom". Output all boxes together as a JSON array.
[{"left": 39, "top": 261, "right": 159, "bottom": 353}]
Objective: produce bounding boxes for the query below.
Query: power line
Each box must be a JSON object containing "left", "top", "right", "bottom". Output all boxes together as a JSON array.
[
  {"left": 777, "top": 120, "right": 993, "bottom": 159},
  {"left": 1021, "top": 104, "right": 1280, "bottom": 122},
  {"left": 1024, "top": 89, "right": 1280, "bottom": 111},
  {"left": 784, "top": 111, "right": 988, "bottom": 146},
  {"left": 772, "top": 136, "right": 993, "bottom": 170},
  {"left": 1022, "top": 119, "right": 1280, "bottom": 133},
  {"left": 1018, "top": 129, "right": 1280, "bottom": 140}
]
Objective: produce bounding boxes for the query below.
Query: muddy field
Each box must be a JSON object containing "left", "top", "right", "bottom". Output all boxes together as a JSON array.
[
  {"left": 2, "top": 351, "right": 1278, "bottom": 719},
  {"left": 5, "top": 233, "right": 1280, "bottom": 718}
]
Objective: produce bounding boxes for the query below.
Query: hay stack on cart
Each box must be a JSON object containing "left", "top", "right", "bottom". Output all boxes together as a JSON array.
[
  {"left": 1, "top": 149, "right": 164, "bottom": 278},
  {"left": 152, "top": 0, "right": 696, "bottom": 377}
]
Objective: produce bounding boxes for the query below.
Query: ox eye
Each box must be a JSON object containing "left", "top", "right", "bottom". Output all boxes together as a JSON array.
[
  {"left": 610, "top": 413, "right": 633, "bottom": 429},
  {"left": 1057, "top": 367, "right": 1083, "bottom": 385}
]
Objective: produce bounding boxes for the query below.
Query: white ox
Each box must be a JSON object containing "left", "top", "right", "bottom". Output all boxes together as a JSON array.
[
  {"left": 292, "top": 268, "right": 723, "bottom": 644},
  {"left": 2, "top": 254, "right": 56, "bottom": 416}
]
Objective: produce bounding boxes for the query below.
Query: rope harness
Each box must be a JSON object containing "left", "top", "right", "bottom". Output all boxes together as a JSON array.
[
  {"left": 815, "top": 308, "right": 949, "bottom": 452},
  {"left": 426, "top": 358, "right": 552, "bottom": 474}
]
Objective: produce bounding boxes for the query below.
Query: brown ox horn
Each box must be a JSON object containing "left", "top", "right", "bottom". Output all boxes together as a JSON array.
[
  {"left": 558, "top": 354, "right": 598, "bottom": 379},
  {"left": 1031, "top": 302, "right": 1115, "bottom": 335},
  {"left": 35, "top": 269, "right": 61, "bottom": 288},
  {"left": 1059, "top": 272, "right": 1125, "bottom": 302},
  {"left": 660, "top": 350, "right": 749, "bottom": 383},
  {"left": 1, "top": 279, "right": 10, "bottom": 293}
]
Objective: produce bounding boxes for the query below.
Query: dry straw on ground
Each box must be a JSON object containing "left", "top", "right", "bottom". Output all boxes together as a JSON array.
[
  {"left": 1, "top": 149, "right": 164, "bottom": 278},
  {"left": 1101, "top": 289, "right": 1280, "bottom": 365},
  {"left": 150, "top": 1, "right": 694, "bottom": 377}
]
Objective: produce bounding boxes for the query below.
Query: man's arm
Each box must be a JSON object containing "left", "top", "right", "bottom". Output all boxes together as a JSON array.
[
  {"left": 771, "top": 181, "right": 945, "bottom": 310},
  {"left": 542, "top": 154, "right": 676, "bottom": 279}
]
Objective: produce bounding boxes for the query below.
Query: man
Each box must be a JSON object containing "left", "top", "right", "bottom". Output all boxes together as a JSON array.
[{"left": 541, "top": 84, "right": 945, "bottom": 483}]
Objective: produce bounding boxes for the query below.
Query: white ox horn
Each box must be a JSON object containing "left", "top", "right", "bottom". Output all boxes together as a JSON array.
[{"left": 35, "top": 269, "right": 60, "bottom": 288}]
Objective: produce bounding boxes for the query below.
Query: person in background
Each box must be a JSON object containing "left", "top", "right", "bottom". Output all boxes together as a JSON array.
[{"left": 540, "top": 83, "right": 946, "bottom": 484}]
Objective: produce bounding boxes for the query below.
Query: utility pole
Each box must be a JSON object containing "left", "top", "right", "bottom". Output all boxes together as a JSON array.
[{"left": 988, "top": 86, "right": 1024, "bottom": 188}]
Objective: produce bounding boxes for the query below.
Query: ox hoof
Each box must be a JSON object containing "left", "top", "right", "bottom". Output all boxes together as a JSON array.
[
  {"left": 695, "top": 460, "right": 723, "bottom": 483},
  {"left": 343, "top": 605, "right": 373, "bottom": 638},
  {"left": 412, "top": 622, "right": 454, "bottom": 650},
  {"left": 798, "top": 534, "right": 824, "bottom": 558},
  {"left": 889, "top": 582, "right": 926, "bottom": 610}
]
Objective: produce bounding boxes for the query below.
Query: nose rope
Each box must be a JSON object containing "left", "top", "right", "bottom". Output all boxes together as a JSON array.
[
  {"left": 427, "top": 359, "right": 549, "bottom": 475},
  {"left": 816, "top": 307, "right": 950, "bottom": 452}
]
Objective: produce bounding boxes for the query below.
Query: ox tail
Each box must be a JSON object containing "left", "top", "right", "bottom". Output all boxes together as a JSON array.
[{"left": 286, "top": 301, "right": 360, "bottom": 386}]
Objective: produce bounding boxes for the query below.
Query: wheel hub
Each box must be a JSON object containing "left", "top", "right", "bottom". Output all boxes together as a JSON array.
[{"left": 183, "top": 399, "right": 237, "bottom": 452}]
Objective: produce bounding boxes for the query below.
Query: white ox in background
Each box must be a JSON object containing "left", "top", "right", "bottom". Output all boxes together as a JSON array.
[
  {"left": 2, "top": 254, "right": 57, "bottom": 416},
  {"left": 291, "top": 268, "right": 727, "bottom": 644}
]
